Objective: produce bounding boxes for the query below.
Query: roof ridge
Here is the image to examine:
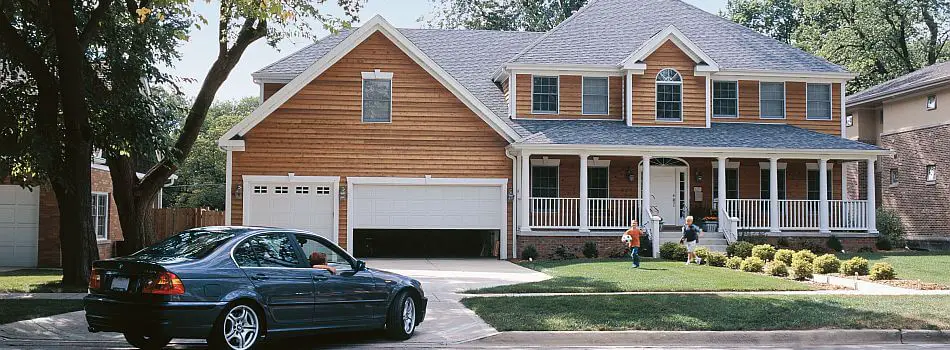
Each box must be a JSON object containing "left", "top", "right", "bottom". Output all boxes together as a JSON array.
[
  {"left": 401, "top": 27, "right": 543, "bottom": 34},
  {"left": 505, "top": 0, "right": 606, "bottom": 64}
]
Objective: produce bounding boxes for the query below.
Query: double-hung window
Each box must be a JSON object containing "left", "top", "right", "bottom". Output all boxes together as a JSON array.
[
  {"left": 92, "top": 193, "right": 109, "bottom": 240},
  {"left": 806, "top": 169, "right": 833, "bottom": 200},
  {"left": 587, "top": 167, "right": 609, "bottom": 198},
  {"left": 759, "top": 168, "right": 787, "bottom": 199},
  {"left": 713, "top": 81, "right": 738, "bottom": 118},
  {"left": 712, "top": 168, "right": 739, "bottom": 210},
  {"left": 362, "top": 71, "right": 393, "bottom": 123},
  {"left": 655, "top": 68, "right": 683, "bottom": 121},
  {"left": 532, "top": 76, "right": 559, "bottom": 113},
  {"left": 760, "top": 82, "right": 785, "bottom": 119},
  {"left": 531, "top": 166, "right": 559, "bottom": 198},
  {"left": 582, "top": 77, "right": 609, "bottom": 115},
  {"left": 807, "top": 83, "right": 833, "bottom": 120}
]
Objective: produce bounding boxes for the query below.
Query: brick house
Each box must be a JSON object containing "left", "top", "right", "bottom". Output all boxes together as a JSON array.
[
  {"left": 219, "top": 0, "right": 890, "bottom": 259},
  {"left": 846, "top": 61, "right": 950, "bottom": 250}
]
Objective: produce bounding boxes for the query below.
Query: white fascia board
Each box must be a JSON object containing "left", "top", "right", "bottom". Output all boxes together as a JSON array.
[
  {"left": 346, "top": 176, "right": 508, "bottom": 186},
  {"left": 218, "top": 15, "right": 521, "bottom": 148},
  {"left": 510, "top": 143, "right": 893, "bottom": 159},
  {"left": 243, "top": 175, "right": 340, "bottom": 184},
  {"left": 716, "top": 69, "right": 856, "bottom": 81},
  {"left": 218, "top": 139, "right": 245, "bottom": 151},
  {"left": 251, "top": 73, "right": 295, "bottom": 83},
  {"left": 621, "top": 25, "right": 720, "bottom": 71}
]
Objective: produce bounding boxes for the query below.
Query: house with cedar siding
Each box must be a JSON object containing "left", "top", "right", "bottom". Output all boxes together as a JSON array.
[{"left": 219, "top": 0, "right": 890, "bottom": 259}]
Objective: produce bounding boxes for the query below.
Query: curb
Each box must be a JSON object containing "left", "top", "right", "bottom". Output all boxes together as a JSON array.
[{"left": 470, "top": 329, "right": 950, "bottom": 346}]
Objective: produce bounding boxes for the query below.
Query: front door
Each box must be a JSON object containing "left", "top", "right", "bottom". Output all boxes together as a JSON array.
[{"left": 649, "top": 167, "right": 689, "bottom": 226}]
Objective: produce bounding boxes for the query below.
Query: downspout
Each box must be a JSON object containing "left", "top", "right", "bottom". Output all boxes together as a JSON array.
[{"left": 505, "top": 147, "right": 518, "bottom": 259}]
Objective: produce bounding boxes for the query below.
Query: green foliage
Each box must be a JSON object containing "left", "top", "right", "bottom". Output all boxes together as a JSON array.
[
  {"left": 791, "top": 258, "right": 814, "bottom": 280},
  {"left": 752, "top": 244, "right": 777, "bottom": 261},
  {"left": 521, "top": 245, "right": 538, "bottom": 260},
  {"left": 707, "top": 252, "right": 728, "bottom": 267},
  {"left": 877, "top": 208, "right": 906, "bottom": 250},
  {"left": 660, "top": 242, "right": 688, "bottom": 261},
  {"left": 765, "top": 261, "right": 789, "bottom": 277},
  {"left": 550, "top": 245, "right": 577, "bottom": 260},
  {"left": 582, "top": 241, "right": 598, "bottom": 259},
  {"left": 870, "top": 262, "right": 897, "bottom": 280},
  {"left": 695, "top": 247, "right": 712, "bottom": 262},
  {"left": 726, "top": 256, "right": 744, "bottom": 270},
  {"left": 841, "top": 257, "right": 871, "bottom": 276},
  {"left": 793, "top": 250, "right": 817, "bottom": 265},
  {"left": 826, "top": 235, "right": 844, "bottom": 252},
  {"left": 774, "top": 249, "right": 795, "bottom": 265},
  {"left": 741, "top": 257, "right": 765, "bottom": 273},
  {"left": 727, "top": 241, "right": 755, "bottom": 258},
  {"left": 775, "top": 237, "right": 791, "bottom": 248},
  {"left": 813, "top": 254, "right": 842, "bottom": 274},
  {"left": 428, "top": 0, "right": 588, "bottom": 31}
]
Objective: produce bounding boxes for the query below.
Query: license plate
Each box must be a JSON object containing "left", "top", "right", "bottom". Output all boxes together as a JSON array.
[{"left": 111, "top": 277, "right": 130, "bottom": 291}]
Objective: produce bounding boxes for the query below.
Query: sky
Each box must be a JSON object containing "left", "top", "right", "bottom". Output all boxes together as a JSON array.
[{"left": 172, "top": 0, "right": 729, "bottom": 102}]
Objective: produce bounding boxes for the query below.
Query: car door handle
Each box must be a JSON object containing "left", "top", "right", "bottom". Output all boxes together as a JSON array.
[
  {"left": 250, "top": 274, "right": 269, "bottom": 281},
  {"left": 313, "top": 275, "right": 329, "bottom": 282}
]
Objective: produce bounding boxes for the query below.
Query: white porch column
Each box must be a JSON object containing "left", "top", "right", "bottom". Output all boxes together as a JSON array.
[
  {"left": 769, "top": 157, "right": 781, "bottom": 233},
  {"left": 579, "top": 154, "right": 590, "bottom": 232},
  {"left": 641, "top": 155, "right": 652, "bottom": 225},
  {"left": 818, "top": 159, "right": 831, "bottom": 233},
  {"left": 520, "top": 152, "right": 531, "bottom": 232},
  {"left": 717, "top": 156, "right": 727, "bottom": 231},
  {"left": 867, "top": 158, "right": 879, "bottom": 233},
  {"left": 508, "top": 73, "right": 517, "bottom": 118},
  {"left": 625, "top": 71, "right": 633, "bottom": 127}
]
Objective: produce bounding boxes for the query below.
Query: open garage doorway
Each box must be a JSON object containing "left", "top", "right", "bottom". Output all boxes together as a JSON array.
[{"left": 353, "top": 229, "right": 498, "bottom": 258}]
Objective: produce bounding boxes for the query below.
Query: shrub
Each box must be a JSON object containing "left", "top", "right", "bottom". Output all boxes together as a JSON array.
[
  {"left": 774, "top": 249, "right": 795, "bottom": 265},
  {"left": 550, "top": 244, "right": 578, "bottom": 260},
  {"left": 660, "top": 242, "right": 688, "bottom": 261},
  {"left": 877, "top": 208, "right": 906, "bottom": 250},
  {"left": 727, "top": 241, "right": 755, "bottom": 258},
  {"left": 740, "top": 256, "right": 765, "bottom": 273},
  {"left": 776, "top": 237, "right": 791, "bottom": 248},
  {"left": 707, "top": 252, "right": 728, "bottom": 267},
  {"left": 812, "top": 254, "right": 841, "bottom": 274},
  {"left": 582, "top": 241, "right": 598, "bottom": 258},
  {"left": 752, "top": 244, "right": 776, "bottom": 261},
  {"left": 840, "top": 256, "right": 870, "bottom": 276},
  {"left": 695, "top": 247, "right": 712, "bottom": 262},
  {"left": 869, "top": 262, "right": 896, "bottom": 280},
  {"left": 826, "top": 235, "right": 844, "bottom": 252},
  {"left": 765, "top": 261, "right": 789, "bottom": 277},
  {"left": 790, "top": 259, "right": 814, "bottom": 280},
  {"left": 792, "top": 250, "right": 817, "bottom": 265},
  {"left": 521, "top": 245, "right": 538, "bottom": 260},
  {"left": 725, "top": 256, "right": 743, "bottom": 269},
  {"left": 876, "top": 237, "right": 893, "bottom": 251}
]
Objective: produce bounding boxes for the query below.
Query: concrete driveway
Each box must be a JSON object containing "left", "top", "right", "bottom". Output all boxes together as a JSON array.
[{"left": 0, "top": 258, "right": 548, "bottom": 349}]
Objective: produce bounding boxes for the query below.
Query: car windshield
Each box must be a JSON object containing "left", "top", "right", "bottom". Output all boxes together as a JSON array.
[{"left": 131, "top": 230, "right": 237, "bottom": 260}]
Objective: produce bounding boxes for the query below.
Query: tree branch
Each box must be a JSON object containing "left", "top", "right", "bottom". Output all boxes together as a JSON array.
[{"left": 78, "top": 0, "right": 111, "bottom": 49}]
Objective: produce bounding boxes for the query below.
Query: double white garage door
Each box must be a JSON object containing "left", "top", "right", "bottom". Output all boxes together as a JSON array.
[{"left": 0, "top": 185, "right": 39, "bottom": 267}]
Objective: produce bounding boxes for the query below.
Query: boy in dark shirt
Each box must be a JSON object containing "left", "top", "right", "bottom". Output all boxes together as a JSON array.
[{"left": 679, "top": 216, "right": 702, "bottom": 265}]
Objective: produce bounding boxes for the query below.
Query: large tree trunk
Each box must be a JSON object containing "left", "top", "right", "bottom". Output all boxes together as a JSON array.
[
  {"left": 108, "top": 155, "right": 159, "bottom": 256},
  {"left": 52, "top": 142, "right": 98, "bottom": 287}
]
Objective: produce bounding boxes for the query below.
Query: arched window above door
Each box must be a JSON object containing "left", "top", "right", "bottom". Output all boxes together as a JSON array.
[{"left": 655, "top": 68, "right": 683, "bottom": 122}]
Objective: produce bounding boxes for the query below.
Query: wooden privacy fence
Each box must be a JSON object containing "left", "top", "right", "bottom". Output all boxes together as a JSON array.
[{"left": 150, "top": 208, "right": 225, "bottom": 240}]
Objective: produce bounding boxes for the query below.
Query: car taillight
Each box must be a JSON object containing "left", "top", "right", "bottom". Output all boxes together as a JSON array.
[
  {"left": 141, "top": 271, "right": 185, "bottom": 295},
  {"left": 88, "top": 268, "right": 101, "bottom": 290}
]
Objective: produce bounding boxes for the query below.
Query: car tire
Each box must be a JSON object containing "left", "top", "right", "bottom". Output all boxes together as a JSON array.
[
  {"left": 385, "top": 290, "right": 417, "bottom": 340},
  {"left": 207, "top": 302, "right": 263, "bottom": 350},
  {"left": 123, "top": 333, "right": 172, "bottom": 350}
]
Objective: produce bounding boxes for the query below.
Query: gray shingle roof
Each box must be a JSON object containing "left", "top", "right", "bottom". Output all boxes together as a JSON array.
[
  {"left": 847, "top": 61, "right": 950, "bottom": 106},
  {"left": 254, "top": 28, "right": 357, "bottom": 78},
  {"left": 509, "top": 0, "right": 846, "bottom": 73},
  {"left": 514, "top": 120, "right": 883, "bottom": 151}
]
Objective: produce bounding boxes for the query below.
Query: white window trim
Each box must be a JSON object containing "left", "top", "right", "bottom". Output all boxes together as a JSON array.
[
  {"left": 531, "top": 75, "right": 560, "bottom": 114},
  {"left": 806, "top": 83, "right": 833, "bottom": 120},
  {"left": 846, "top": 114, "right": 854, "bottom": 127},
  {"left": 926, "top": 164, "right": 937, "bottom": 184},
  {"left": 805, "top": 167, "right": 834, "bottom": 199},
  {"left": 889, "top": 168, "right": 899, "bottom": 187},
  {"left": 712, "top": 80, "right": 739, "bottom": 118},
  {"left": 655, "top": 68, "right": 684, "bottom": 122},
  {"left": 530, "top": 165, "right": 560, "bottom": 198},
  {"left": 581, "top": 76, "right": 610, "bottom": 116},
  {"left": 361, "top": 70, "right": 394, "bottom": 124},
  {"left": 759, "top": 81, "right": 787, "bottom": 119},
  {"left": 92, "top": 192, "right": 109, "bottom": 241},
  {"left": 927, "top": 95, "right": 937, "bottom": 110}
]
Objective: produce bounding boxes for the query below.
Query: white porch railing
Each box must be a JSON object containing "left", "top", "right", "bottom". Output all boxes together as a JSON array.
[
  {"left": 724, "top": 199, "right": 770, "bottom": 230},
  {"left": 829, "top": 200, "right": 869, "bottom": 230},
  {"left": 588, "top": 198, "right": 643, "bottom": 229},
  {"left": 780, "top": 200, "right": 819, "bottom": 230},
  {"left": 529, "top": 197, "right": 580, "bottom": 229}
]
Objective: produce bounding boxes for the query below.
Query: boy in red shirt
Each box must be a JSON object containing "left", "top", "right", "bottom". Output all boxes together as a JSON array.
[{"left": 622, "top": 220, "right": 642, "bottom": 268}]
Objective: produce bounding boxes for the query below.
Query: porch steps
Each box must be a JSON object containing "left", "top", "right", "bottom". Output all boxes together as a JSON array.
[{"left": 657, "top": 231, "right": 729, "bottom": 253}]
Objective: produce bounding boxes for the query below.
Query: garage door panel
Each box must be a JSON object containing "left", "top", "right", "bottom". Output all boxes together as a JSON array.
[
  {"left": 352, "top": 184, "right": 503, "bottom": 230},
  {"left": 245, "top": 182, "right": 335, "bottom": 241},
  {"left": 0, "top": 185, "right": 39, "bottom": 267}
]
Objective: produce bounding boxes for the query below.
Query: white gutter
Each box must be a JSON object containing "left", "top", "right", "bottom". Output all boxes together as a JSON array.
[
  {"left": 510, "top": 143, "right": 892, "bottom": 158},
  {"left": 504, "top": 147, "right": 518, "bottom": 259}
]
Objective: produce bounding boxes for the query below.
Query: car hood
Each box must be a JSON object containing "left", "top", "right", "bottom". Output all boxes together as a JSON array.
[{"left": 367, "top": 268, "right": 420, "bottom": 286}]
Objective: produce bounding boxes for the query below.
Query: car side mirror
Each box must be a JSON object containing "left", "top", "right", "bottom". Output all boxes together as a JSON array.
[{"left": 355, "top": 260, "right": 366, "bottom": 271}]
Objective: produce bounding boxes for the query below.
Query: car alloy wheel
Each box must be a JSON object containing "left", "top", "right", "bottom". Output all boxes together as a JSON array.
[
  {"left": 385, "top": 291, "right": 417, "bottom": 340},
  {"left": 402, "top": 297, "right": 416, "bottom": 335},
  {"left": 222, "top": 304, "right": 259, "bottom": 350}
]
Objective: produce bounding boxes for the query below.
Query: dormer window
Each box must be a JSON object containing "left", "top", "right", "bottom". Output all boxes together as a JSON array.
[
  {"left": 656, "top": 68, "right": 682, "bottom": 121},
  {"left": 532, "top": 76, "right": 559, "bottom": 114}
]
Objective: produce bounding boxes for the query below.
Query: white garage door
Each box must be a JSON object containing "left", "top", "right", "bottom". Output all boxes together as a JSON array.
[
  {"left": 0, "top": 185, "right": 39, "bottom": 267},
  {"left": 244, "top": 182, "right": 336, "bottom": 241},
  {"left": 351, "top": 184, "right": 504, "bottom": 230}
]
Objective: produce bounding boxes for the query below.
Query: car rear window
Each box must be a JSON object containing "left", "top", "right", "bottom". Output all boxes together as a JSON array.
[{"left": 131, "top": 230, "right": 237, "bottom": 260}]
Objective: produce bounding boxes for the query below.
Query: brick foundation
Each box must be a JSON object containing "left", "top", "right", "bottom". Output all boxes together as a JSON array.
[
  {"left": 517, "top": 235, "right": 639, "bottom": 259},
  {"left": 752, "top": 235, "right": 877, "bottom": 253}
]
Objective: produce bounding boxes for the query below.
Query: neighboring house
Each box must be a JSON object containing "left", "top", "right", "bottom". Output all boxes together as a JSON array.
[
  {"left": 219, "top": 0, "right": 889, "bottom": 259},
  {"left": 846, "top": 60, "right": 950, "bottom": 250},
  {"left": 0, "top": 157, "right": 173, "bottom": 267}
]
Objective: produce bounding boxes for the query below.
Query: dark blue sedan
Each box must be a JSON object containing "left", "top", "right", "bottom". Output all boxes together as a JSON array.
[{"left": 84, "top": 227, "right": 426, "bottom": 350}]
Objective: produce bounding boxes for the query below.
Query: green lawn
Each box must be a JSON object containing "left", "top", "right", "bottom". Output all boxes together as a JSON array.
[
  {"left": 0, "top": 269, "right": 86, "bottom": 293},
  {"left": 838, "top": 252, "right": 950, "bottom": 286},
  {"left": 468, "top": 259, "right": 813, "bottom": 293},
  {"left": 461, "top": 294, "right": 950, "bottom": 331},
  {"left": 0, "top": 299, "right": 84, "bottom": 325}
]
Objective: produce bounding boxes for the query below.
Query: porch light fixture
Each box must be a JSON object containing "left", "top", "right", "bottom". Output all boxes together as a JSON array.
[
  {"left": 233, "top": 184, "right": 243, "bottom": 200},
  {"left": 695, "top": 170, "right": 703, "bottom": 183},
  {"left": 339, "top": 184, "right": 347, "bottom": 200},
  {"left": 625, "top": 167, "right": 636, "bottom": 182}
]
